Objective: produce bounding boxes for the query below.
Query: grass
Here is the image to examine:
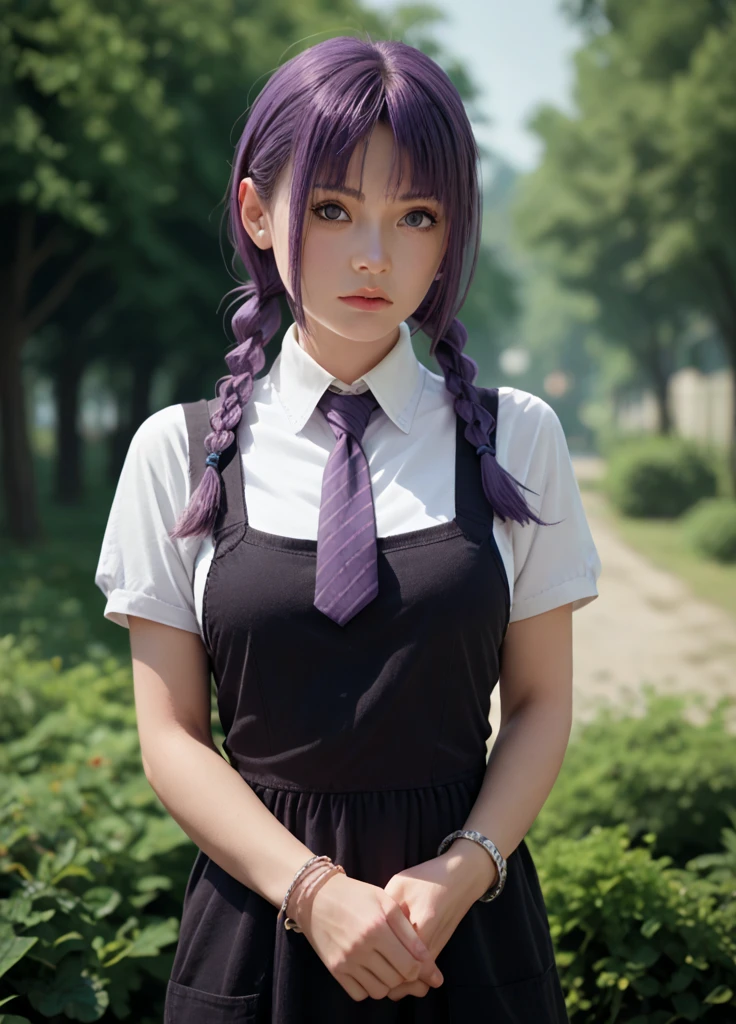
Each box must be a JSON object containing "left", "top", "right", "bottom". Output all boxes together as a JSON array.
[{"left": 579, "top": 473, "right": 736, "bottom": 622}]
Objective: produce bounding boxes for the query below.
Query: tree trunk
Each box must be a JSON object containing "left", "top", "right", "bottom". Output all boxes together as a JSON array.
[
  {"left": 0, "top": 330, "right": 42, "bottom": 544},
  {"left": 730, "top": 359, "right": 736, "bottom": 497},
  {"left": 131, "top": 356, "right": 156, "bottom": 434},
  {"left": 0, "top": 205, "right": 94, "bottom": 542},
  {"left": 720, "top": 325, "right": 736, "bottom": 496},
  {"left": 106, "top": 356, "right": 157, "bottom": 484},
  {"left": 705, "top": 247, "right": 736, "bottom": 492},
  {"left": 53, "top": 355, "right": 84, "bottom": 504},
  {"left": 642, "top": 326, "right": 673, "bottom": 435},
  {"left": 106, "top": 374, "right": 131, "bottom": 488},
  {"left": 651, "top": 369, "right": 673, "bottom": 435}
]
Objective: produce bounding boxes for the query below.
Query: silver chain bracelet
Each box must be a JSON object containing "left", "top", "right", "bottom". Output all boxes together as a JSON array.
[
  {"left": 437, "top": 829, "right": 507, "bottom": 902},
  {"left": 277, "top": 855, "right": 331, "bottom": 931}
]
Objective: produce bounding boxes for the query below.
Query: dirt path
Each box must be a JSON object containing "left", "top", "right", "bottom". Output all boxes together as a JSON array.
[{"left": 488, "top": 455, "right": 736, "bottom": 741}]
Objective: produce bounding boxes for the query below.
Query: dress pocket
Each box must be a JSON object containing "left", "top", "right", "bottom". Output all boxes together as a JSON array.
[
  {"left": 164, "top": 978, "right": 261, "bottom": 1024},
  {"left": 446, "top": 962, "right": 569, "bottom": 1023}
]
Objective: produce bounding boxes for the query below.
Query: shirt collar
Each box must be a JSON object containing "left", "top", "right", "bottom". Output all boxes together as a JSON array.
[{"left": 271, "top": 320, "right": 424, "bottom": 435}]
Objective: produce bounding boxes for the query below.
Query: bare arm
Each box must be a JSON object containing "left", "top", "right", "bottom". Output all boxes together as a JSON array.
[
  {"left": 128, "top": 615, "right": 318, "bottom": 910},
  {"left": 451, "top": 602, "right": 575, "bottom": 892}
]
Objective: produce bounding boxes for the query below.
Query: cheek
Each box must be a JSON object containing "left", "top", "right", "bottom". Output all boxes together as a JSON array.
[
  {"left": 301, "top": 229, "right": 343, "bottom": 283},
  {"left": 397, "top": 235, "right": 444, "bottom": 285}
]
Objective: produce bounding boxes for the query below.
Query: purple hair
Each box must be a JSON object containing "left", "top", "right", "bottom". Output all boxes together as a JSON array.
[{"left": 171, "top": 35, "right": 548, "bottom": 539}]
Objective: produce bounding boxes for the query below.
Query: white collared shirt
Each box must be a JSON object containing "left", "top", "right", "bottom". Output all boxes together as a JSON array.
[{"left": 94, "top": 320, "right": 602, "bottom": 635}]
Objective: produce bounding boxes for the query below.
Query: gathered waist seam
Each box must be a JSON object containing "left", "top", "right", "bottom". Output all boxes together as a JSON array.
[{"left": 236, "top": 766, "right": 486, "bottom": 795}]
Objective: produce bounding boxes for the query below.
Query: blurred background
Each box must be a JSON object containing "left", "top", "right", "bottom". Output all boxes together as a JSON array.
[{"left": 1, "top": 1, "right": 736, "bottom": 1021}]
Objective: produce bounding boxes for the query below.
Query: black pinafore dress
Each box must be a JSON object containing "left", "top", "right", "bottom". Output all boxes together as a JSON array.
[{"left": 164, "top": 387, "right": 569, "bottom": 1024}]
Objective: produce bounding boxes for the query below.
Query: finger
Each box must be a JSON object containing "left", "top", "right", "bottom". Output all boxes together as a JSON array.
[
  {"left": 363, "top": 949, "right": 407, "bottom": 990},
  {"left": 351, "top": 963, "right": 392, "bottom": 1001},
  {"left": 383, "top": 901, "right": 438, "bottom": 981},
  {"left": 388, "top": 980, "right": 431, "bottom": 1001},
  {"left": 338, "top": 974, "right": 369, "bottom": 1002}
]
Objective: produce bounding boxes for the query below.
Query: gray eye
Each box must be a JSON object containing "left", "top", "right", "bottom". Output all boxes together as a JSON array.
[{"left": 320, "top": 203, "right": 345, "bottom": 221}]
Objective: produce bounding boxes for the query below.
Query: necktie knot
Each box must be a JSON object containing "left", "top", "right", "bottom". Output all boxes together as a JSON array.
[{"left": 317, "top": 388, "right": 380, "bottom": 443}]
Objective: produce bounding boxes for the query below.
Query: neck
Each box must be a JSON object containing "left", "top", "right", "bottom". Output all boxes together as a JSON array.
[{"left": 297, "top": 318, "right": 401, "bottom": 384}]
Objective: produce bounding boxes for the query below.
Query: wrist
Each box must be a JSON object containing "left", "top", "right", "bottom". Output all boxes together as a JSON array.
[
  {"left": 439, "top": 837, "right": 499, "bottom": 905},
  {"left": 287, "top": 862, "right": 345, "bottom": 929}
]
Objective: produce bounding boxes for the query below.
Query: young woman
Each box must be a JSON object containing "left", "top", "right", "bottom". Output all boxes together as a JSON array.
[{"left": 95, "top": 35, "right": 601, "bottom": 1023}]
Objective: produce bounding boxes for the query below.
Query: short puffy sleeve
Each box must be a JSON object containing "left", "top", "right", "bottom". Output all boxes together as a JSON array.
[
  {"left": 498, "top": 390, "right": 602, "bottom": 623},
  {"left": 94, "top": 404, "right": 202, "bottom": 634}
]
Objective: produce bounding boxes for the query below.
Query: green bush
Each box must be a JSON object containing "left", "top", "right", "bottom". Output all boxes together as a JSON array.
[
  {"left": 535, "top": 825, "right": 736, "bottom": 1023},
  {"left": 594, "top": 426, "right": 654, "bottom": 461},
  {"left": 529, "top": 688, "right": 736, "bottom": 866},
  {"left": 682, "top": 498, "right": 736, "bottom": 564},
  {"left": 0, "top": 636, "right": 198, "bottom": 1024},
  {"left": 604, "top": 437, "right": 718, "bottom": 518},
  {"left": 0, "top": 553, "right": 123, "bottom": 668},
  {"left": 687, "top": 806, "right": 736, "bottom": 887}
]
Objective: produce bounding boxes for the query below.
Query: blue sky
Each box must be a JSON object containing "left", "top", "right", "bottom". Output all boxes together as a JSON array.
[{"left": 360, "top": 0, "right": 585, "bottom": 171}]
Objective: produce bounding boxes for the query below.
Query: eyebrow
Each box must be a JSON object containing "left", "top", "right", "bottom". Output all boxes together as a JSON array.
[{"left": 313, "top": 183, "right": 439, "bottom": 203}]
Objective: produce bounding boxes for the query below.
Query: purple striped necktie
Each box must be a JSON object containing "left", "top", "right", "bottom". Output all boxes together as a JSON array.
[{"left": 314, "top": 387, "right": 381, "bottom": 626}]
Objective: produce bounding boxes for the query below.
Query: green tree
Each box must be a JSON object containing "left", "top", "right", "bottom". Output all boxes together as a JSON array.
[
  {"left": 515, "top": 0, "right": 736, "bottom": 482},
  {"left": 1, "top": 0, "right": 209, "bottom": 541}
]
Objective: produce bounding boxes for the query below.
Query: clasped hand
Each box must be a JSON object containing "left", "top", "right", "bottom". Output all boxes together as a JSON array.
[
  {"left": 381, "top": 853, "right": 487, "bottom": 1001},
  {"left": 301, "top": 847, "right": 493, "bottom": 1002}
]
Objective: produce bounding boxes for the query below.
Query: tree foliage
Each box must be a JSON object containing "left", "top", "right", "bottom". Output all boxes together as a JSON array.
[{"left": 515, "top": 0, "right": 736, "bottom": 483}]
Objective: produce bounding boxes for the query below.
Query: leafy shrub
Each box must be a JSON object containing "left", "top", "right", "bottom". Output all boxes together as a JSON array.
[
  {"left": 0, "top": 556, "right": 119, "bottom": 668},
  {"left": 604, "top": 437, "right": 718, "bottom": 517},
  {"left": 535, "top": 825, "right": 736, "bottom": 1023},
  {"left": 529, "top": 688, "right": 736, "bottom": 866},
  {"left": 687, "top": 807, "right": 736, "bottom": 901},
  {"left": 0, "top": 636, "right": 198, "bottom": 1023},
  {"left": 682, "top": 498, "right": 736, "bottom": 564}
]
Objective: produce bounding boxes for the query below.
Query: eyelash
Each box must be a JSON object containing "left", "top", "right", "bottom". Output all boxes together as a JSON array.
[{"left": 310, "top": 202, "right": 439, "bottom": 232}]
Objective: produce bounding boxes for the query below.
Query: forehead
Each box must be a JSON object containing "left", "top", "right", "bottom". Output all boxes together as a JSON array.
[
  {"left": 316, "top": 128, "right": 436, "bottom": 201},
  {"left": 271, "top": 124, "right": 440, "bottom": 209}
]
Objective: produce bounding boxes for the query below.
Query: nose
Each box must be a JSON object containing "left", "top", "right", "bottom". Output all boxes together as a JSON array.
[{"left": 350, "top": 223, "right": 391, "bottom": 275}]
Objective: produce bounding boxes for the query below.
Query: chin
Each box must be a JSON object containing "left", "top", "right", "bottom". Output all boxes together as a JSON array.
[
  {"left": 307, "top": 310, "right": 400, "bottom": 343},
  {"left": 339, "top": 320, "right": 401, "bottom": 343}
]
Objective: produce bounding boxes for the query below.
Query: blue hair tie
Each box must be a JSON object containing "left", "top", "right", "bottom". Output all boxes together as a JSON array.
[
  {"left": 476, "top": 443, "right": 495, "bottom": 457},
  {"left": 205, "top": 451, "right": 221, "bottom": 469}
]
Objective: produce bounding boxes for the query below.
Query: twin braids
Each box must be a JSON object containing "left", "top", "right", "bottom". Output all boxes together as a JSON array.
[
  {"left": 168, "top": 38, "right": 551, "bottom": 542},
  {"left": 171, "top": 292, "right": 548, "bottom": 540}
]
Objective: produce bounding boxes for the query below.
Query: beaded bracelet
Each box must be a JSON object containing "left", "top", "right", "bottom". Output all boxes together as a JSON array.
[{"left": 436, "top": 829, "right": 507, "bottom": 902}]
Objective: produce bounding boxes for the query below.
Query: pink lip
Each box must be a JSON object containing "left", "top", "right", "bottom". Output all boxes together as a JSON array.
[{"left": 339, "top": 296, "right": 392, "bottom": 310}]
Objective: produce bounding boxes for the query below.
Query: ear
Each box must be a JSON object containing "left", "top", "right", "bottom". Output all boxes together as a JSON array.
[{"left": 238, "top": 177, "right": 272, "bottom": 250}]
